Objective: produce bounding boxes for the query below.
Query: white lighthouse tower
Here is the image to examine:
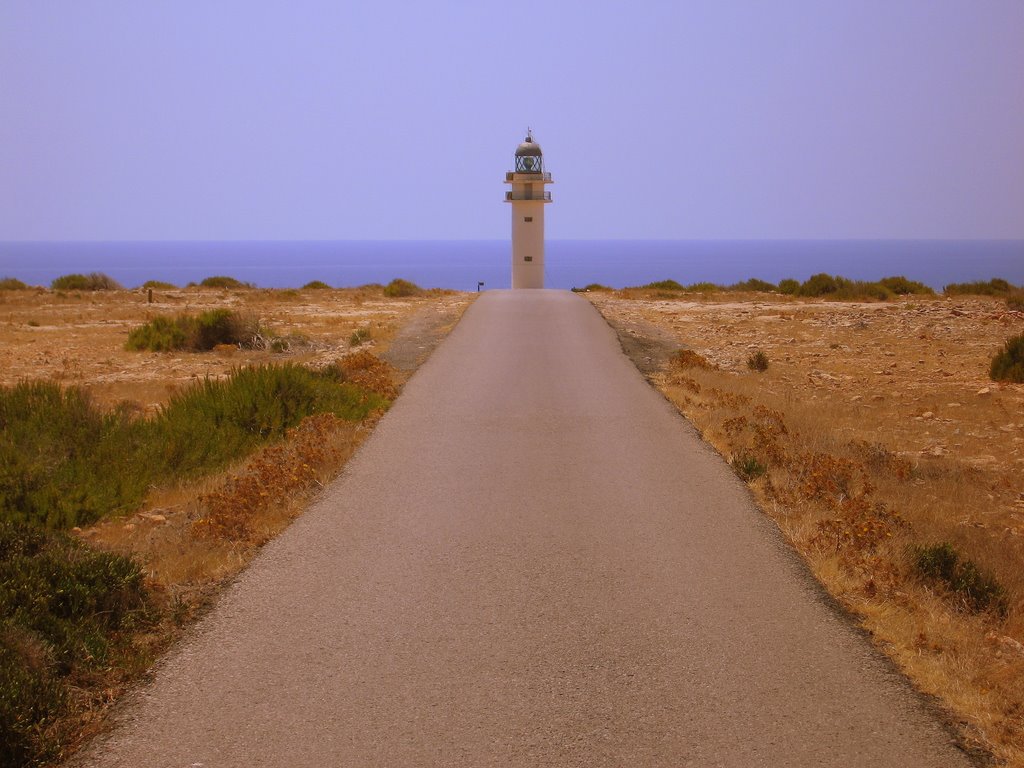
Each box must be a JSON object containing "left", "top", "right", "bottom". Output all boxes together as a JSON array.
[{"left": 504, "top": 131, "right": 552, "bottom": 289}]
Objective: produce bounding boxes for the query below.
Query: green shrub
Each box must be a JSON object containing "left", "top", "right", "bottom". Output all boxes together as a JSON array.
[
  {"left": 731, "top": 453, "right": 766, "bottom": 482},
  {"left": 125, "top": 315, "right": 193, "bottom": 352},
  {"left": 878, "top": 276, "right": 934, "bottom": 295},
  {"left": 199, "top": 276, "right": 252, "bottom": 289},
  {"left": 126, "top": 310, "right": 259, "bottom": 352},
  {"left": 302, "top": 280, "right": 332, "bottom": 290},
  {"left": 777, "top": 278, "right": 800, "bottom": 295},
  {"left": 990, "top": 333, "right": 1024, "bottom": 383},
  {"left": 141, "top": 280, "right": 177, "bottom": 290},
  {"left": 747, "top": 350, "right": 769, "bottom": 371},
  {"left": 635, "top": 279, "right": 685, "bottom": 291},
  {"left": 728, "top": 278, "right": 776, "bottom": 293},
  {"left": 797, "top": 273, "right": 892, "bottom": 301},
  {"left": 571, "top": 283, "right": 612, "bottom": 292},
  {"left": 685, "top": 281, "right": 719, "bottom": 293},
  {"left": 914, "top": 543, "right": 1007, "bottom": 614},
  {"left": 0, "top": 368, "right": 387, "bottom": 530},
  {"left": 50, "top": 273, "right": 122, "bottom": 291},
  {"left": 382, "top": 278, "right": 422, "bottom": 298},
  {"left": 0, "top": 521, "right": 151, "bottom": 766},
  {"left": 0, "top": 277, "right": 28, "bottom": 291},
  {"left": 943, "top": 278, "right": 1015, "bottom": 296},
  {"left": 0, "top": 382, "right": 150, "bottom": 528},
  {"left": 349, "top": 327, "right": 372, "bottom": 347}
]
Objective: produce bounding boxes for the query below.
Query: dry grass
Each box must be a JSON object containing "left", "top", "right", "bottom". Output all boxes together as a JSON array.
[
  {"left": 591, "top": 292, "right": 1024, "bottom": 766},
  {"left": 0, "top": 285, "right": 472, "bottom": 765},
  {"left": 0, "top": 285, "right": 468, "bottom": 411}
]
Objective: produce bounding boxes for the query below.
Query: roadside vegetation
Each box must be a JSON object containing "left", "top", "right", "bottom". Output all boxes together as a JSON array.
[
  {"left": 140, "top": 280, "right": 177, "bottom": 290},
  {"left": 50, "top": 273, "right": 123, "bottom": 292},
  {"left": 302, "top": 280, "right": 332, "bottom": 290},
  {"left": 0, "top": 360, "right": 393, "bottom": 765}
]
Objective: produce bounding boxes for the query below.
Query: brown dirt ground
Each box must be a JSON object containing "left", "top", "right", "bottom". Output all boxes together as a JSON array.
[{"left": 0, "top": 286, "right": 472, "bottom": 411}]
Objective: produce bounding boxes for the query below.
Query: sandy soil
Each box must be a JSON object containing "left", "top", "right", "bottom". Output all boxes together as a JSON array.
[
  {"left": 0, "top": 287, "right": 472, "bottom": 411},
  {"left": 591, "top": 292, "right": 1024, "bottom": 510}
]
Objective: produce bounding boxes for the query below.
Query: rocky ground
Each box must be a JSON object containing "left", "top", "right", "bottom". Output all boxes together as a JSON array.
[{"left": 592, "top": 293, "right": 1024, "bottom": 500}]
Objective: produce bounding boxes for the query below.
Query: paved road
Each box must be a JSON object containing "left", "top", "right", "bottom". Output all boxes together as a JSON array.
[{"left": 78, "top": 291, "right": 973, "bottom": 767}]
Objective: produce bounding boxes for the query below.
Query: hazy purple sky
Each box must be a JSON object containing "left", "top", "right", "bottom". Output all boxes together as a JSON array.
[{"left": 1, "top": 2, "right": 1022, "bottom": 241}]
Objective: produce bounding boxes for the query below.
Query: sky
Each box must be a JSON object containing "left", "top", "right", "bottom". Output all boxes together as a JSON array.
[{"left": 1, "top": 1, "right": 1022, "bottom": 241}]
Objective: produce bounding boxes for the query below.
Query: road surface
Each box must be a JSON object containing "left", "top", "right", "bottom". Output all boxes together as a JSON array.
[{"left": 77, "top": 290, "right": 974, "bottom": 767}]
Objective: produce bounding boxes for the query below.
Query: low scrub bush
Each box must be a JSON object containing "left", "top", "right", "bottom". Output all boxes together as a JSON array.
[
  {"left": 349, "top": 327, "right": 372, "bottom": 347},
  {"left": 990, "top": 333, "right": 1024, "bottom": 383},
  {"left": 571, "top": 283, "right": 613, "bottom": 292},
  {"left": 0, "top": 521, "right": 151, "bottom": 766},
  {"left": 728, "top": 278, "right": 776, "bottom": 293},
  {"left": 777, "top": 278, "right": 800, "bottom": 295},
  {"left": 878, "top": 276, "right": 934, "bottom": 295},
  {"left": 747, "top": 350, "right": 769, "bottom": 371},
  {"left": 0, "top": 367, "right": 388, "bottom": 530},
  {"left": 634, "top": 279, "right": 685, "bottom": 291},
  {"left": 1006, "top": 292, "right": 1024, "bottom": 312},
  {"left": 198, "top": 275, "right": 252, "bottom": 289},
  {"left": 913, "top": 543, "right": 1007, "bottom": 615},
  {"left": 126, "top": 310, "right": 260, "bottom": 352},
  {"left": 0, "top": 277, "right": 28, "bottom": 291},
  {"left": 797, "top": 273, "right": 892, "bottom": 301},
  {"left": 50, "top": 273, "right": 122, "bottom": 291},
  {"left": 673, "top": 349, "right": 716, "bottom": 370},
  {"left": 382, "top": 278, "right": 422, "bottom": 297},
  {"left": 141, "top": 279, "right": 177, "bottom": 289},
  {"left": 686, "top": 281, "right": 719, "bottom": 293},
  {"left": 731, "top": 452, "right": 767, "bottom": 482},
  {"left": 0, "top": 382, "right": 151, "bottom": 527},
  {"left": 302, "top": 280, "right": 332, "bottom": 290},
  {"left": 943, "top": 278, "right": 1015, "bottom": 297},
  {"left": 336, "top": 351, "right": 399, "bottom": 400}
]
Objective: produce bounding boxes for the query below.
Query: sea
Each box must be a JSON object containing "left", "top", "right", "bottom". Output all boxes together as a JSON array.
[{"left": 1, "top": 240, "right": 1022, "bottom": 292}]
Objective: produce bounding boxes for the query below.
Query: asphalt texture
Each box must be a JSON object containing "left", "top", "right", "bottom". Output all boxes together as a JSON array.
[{"left": 77, "top": 290, "right": 974, "bottom": 767}]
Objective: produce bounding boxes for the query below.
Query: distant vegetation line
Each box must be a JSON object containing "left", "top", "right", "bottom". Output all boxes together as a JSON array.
[
  {"left": 574, "top": 275, "right": 1022, "bottom": 303},
  {"left": 0, "top": 273, "right": 428, "bottom": 294}
]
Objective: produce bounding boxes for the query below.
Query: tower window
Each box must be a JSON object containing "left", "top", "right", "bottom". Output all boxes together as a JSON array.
[
  {"left": 524, "top": 256, "right": 533, "bottom": 262},
  {"left": 524, "top": 216, "right": 533, "bottom": 222}
]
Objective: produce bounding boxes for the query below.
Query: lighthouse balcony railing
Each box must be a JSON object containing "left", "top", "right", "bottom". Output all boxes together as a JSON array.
[
  {"left": 506, "top": 171, "right": 552, "bottom": 182},
  {"left": 505, "top": 191, "right": 552, "bottom": 202}
]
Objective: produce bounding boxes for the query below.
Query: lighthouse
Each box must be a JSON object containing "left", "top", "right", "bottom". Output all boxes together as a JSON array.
[{"left": 504, "top": 131, "right": 552, "bottom": 289}]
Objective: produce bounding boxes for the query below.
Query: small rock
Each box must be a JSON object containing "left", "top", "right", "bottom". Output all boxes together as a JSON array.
[
  {"left": 921, "top": 411, "right": 935, "bottom": 420},
  {"left": 977, "top": 387, "right": 991, "bottom": 396},
  {"left": 123, "top": 523, "right": 135, "bottom": 531}
]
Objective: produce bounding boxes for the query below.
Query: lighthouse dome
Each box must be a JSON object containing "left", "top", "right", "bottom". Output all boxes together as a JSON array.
[
  {"left": 515, "top": 136, "right": 543, "bottom": 157},
  {"left": 514, "top": 132, "right": 544, "bottom": 172}
]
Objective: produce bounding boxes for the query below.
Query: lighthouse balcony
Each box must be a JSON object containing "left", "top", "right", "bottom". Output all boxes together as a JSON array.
[
  {"left": 506, "top": 171, "right": 552, "bottom": 182},
  {"left": 505, "top": 191, "right": 552, "bottom": 202}
]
